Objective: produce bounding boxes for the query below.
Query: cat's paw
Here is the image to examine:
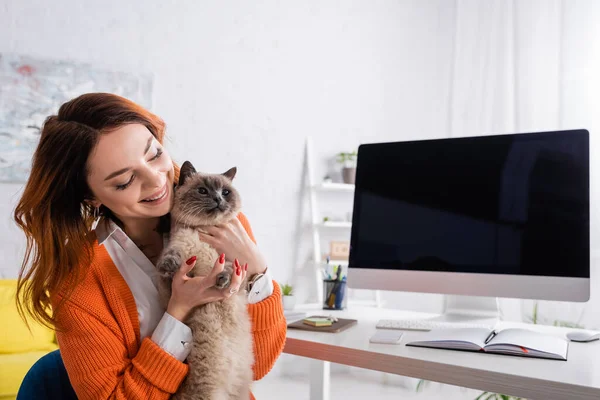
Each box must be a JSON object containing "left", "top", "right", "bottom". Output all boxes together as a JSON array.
[
  {"left": 156, "top": 250, "right": 182, "bottom": 278},
  {"left": 215, "top": 262, "right": 234, "bottom": 289}
]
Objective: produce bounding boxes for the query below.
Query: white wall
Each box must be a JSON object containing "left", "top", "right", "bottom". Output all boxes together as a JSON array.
[
  {"left": 0, "top": 0, "right": 455, "bottom": 300},
  {"left": 1, "top": 0, "right": 599, "bottom": 324},
  {"left": 0, "top": 184, "right": 26, "bottom": 276}
]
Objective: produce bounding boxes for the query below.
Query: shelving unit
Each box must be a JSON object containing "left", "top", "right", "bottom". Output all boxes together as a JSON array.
[
  {"left": 305, "top": 137, "right": 383, "bottom": 308},
  {"left": 313, "top": 182, "right": 356, "bottom": 192},
  {"left": 318, "top": 221, "right": 353, "bottom": 229}
]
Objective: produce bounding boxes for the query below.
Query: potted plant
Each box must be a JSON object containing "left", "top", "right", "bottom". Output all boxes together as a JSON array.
[
  {"left": 336, "top": 151, "right": 358, "bottom": 184},
  {"left": 281, "top": 283, "right": 296, "bottom": 310}
]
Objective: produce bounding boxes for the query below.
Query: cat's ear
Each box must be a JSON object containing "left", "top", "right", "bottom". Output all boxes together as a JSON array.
[
  {"left": 222, "top": 167, "right": 237, "bottom": 181},
  {"left": 179, "top": 161, "right": 197, "bottom": 186}
]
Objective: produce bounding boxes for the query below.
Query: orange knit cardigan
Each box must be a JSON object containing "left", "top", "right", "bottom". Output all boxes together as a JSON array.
[{"left": 52, "top": 214, "right": 286, "bottom": 399}]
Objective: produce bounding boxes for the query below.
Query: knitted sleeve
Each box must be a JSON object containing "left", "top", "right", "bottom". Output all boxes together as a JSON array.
[
  {"left": 237, "top": 212, "right": 287, "bottom": 380},
  {"left": 237, "top": 212, "right": 257, "bottom": 243},
  {"left": 247, "top": 282, "right": 287, "bottom": 380},
  {"left": 55, "top": 299, "right": 189, "bottom": 400}
]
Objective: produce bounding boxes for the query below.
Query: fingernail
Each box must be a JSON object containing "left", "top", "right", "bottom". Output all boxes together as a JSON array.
[
  {"left": 236, "top": 266, "right": 241, "bottom": 276},
  {"left": 244, "top": 263, "right": 248, "bottom": 272},
  {"left": 234, "top": 259, "right": 239, "bottom": 268},
  {"left": 219, "top": 253, "right": 225, "bottom": 263},
  {"left": 186, "top": 256, "right": 197, "bottom": 265}
]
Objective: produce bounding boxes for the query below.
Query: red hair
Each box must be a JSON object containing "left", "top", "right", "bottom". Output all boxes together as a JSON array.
[{"left": 14, "top": 93, "right": 179, "bottom": 328}]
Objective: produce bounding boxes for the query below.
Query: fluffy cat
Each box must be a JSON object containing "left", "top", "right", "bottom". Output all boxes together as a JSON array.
[{"left": 155, "top": 161, "right": 253, "bottom": 400}]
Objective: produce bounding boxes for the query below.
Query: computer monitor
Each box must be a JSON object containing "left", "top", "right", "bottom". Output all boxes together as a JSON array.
[{"left": 348, "top": 129, "right": 590, "bottom": 314}]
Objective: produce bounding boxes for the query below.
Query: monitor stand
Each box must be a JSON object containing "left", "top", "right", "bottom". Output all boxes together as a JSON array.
[{"left": 430, "top": 295, "right": 501, "bottom": 326}]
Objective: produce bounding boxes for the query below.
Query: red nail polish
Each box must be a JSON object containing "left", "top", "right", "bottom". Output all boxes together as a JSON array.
[
  {"left": 186, "top": 256, "right": 197, "bottom": 265},
  {"left": 236, "top": 266, "right": 241, "bottom": 276},
  {"left": 219, "top": 253, "right": 225, "bottom": 263},
  {"left": 234, "top": 259, "right": 239, "bottom": 268},
  {"left": 244, "top": 263, "right": 248, "bottom": 272}
]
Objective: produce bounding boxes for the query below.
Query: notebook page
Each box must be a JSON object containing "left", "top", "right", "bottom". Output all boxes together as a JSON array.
[{"left": 486, "top": 328, "right": 568, "bottom": 358}]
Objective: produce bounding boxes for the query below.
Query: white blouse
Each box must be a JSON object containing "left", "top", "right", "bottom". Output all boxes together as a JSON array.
[{"left": 95, "top": 219, "right": 274, "bottom": 361}]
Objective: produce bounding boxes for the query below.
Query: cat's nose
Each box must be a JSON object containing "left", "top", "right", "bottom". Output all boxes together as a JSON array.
[{"left": 213, "top": 197, "right": 221, "bottom": 205}]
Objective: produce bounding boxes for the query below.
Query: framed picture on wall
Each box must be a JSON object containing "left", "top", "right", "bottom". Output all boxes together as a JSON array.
[
  {"left": 329, "top": 241, "right": 350, "bottom": 260},
  {"left": 0, "top": 53, "right": 153, "bottom": 182}
]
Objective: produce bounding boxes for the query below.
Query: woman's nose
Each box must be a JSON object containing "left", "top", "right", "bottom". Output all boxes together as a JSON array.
[{"left": 141, "top": 165, "right": 164, "bottom": 188}]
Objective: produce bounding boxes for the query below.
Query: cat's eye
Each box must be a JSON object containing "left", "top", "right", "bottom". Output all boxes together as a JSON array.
[
  {"left": 198, "top": 187, "right": 208, "bottom": 195},
  {"left": 222, "top": 189, "right": 230, "bottom": 196}
]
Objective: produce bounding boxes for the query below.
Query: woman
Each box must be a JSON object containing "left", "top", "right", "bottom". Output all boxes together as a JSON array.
[{"left": 14, "top": 93, "right": 286, "bottom": 399}]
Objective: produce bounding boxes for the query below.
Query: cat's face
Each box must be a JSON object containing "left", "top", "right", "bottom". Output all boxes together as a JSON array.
[{"left": 171, "top": 161, "right": 241, "bottom": 226}]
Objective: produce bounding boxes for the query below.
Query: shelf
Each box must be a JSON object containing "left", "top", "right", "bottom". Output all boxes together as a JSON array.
[
  {"left": 313, "top": 182, "right": 355, "bottom": 192},
  {"left": 318, "top": 221, "right": 352, "bottom": 229}
]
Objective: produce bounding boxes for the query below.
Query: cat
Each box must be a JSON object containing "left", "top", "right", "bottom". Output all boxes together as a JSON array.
[{"left": 155, "top": 161, "right": 253, "bottom": 400}]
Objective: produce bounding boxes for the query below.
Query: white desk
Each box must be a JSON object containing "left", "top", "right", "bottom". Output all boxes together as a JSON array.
[{"left": 283, "top": 306, "right": 600, "bottom": 400}]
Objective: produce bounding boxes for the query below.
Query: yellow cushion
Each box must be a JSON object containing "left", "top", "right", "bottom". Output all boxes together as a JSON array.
[
  {"left": 0, "top": 349, "right": 58, "bottom": 398},
  {"left": 0, "top": 279, "right": 56, "bottom": 353}
]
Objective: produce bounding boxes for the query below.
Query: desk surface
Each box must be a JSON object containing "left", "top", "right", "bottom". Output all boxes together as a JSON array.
[{"left": 284, "top": 306, "right": 600, "bottom": 400}]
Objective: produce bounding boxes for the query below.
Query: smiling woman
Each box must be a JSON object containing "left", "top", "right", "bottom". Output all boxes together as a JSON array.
[
  {"left": 84, "top": 123, "right": 177, "bottom": 264},
  {"left": 14, "top": 93, "right": 178, "bottom": 328},
  {"left": 87, "top": 124, "right": 175, "bottom": 228},
  {"left": 13, "top": 93, "right": 285, "bottom": 400}
]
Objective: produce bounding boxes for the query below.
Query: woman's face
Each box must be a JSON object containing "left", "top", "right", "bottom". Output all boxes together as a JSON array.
[{"left": 86, "top": 123, "right": 175, "bottom": 222}]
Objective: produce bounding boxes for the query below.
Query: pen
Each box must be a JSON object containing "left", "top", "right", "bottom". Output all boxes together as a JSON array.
[{"left": 484, "top": 330, "right": 497, "bottom": 344}]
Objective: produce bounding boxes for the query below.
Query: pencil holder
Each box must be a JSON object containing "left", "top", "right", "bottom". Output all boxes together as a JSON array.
[{"left": 322, "top": 279, "right": 347, "bottom": 310}]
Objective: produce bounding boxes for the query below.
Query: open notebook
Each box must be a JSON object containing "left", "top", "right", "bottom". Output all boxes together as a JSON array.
[{"left": 406, "top": 327, "right": 568, "bottom": 361}]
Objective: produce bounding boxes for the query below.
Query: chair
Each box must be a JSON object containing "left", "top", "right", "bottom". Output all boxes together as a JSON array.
[
  {"left": 16, "top": 350, "right": 77, "bottom": 400},
  {"left": 0, "top": 279, "right": 60, "bottom": 399}
]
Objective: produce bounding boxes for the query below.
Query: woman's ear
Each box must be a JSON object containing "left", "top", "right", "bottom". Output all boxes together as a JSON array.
[{"left": 85, "top": 200, "right": 101, "bottom": 209}]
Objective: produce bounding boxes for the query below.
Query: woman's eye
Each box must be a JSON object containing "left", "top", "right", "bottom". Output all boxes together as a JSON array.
[
  {"left": 198, "top": 187, "right": 208, "bottom": 194},
  {"left": 222, "top": 189, "right": 230, "bottom": 196},
  {"left": 151, "top": 148, "right": 163, "bottom": 161},
  {"left": 116, "top": 175, "right": 135, "bottom": 190}
]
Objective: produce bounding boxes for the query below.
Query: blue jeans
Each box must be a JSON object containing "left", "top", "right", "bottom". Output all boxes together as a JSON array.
[{"left": 17, "top": 350, "right": 78, "bottom": 400}]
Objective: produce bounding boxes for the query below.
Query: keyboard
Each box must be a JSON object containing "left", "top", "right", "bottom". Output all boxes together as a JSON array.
[{"left": 376, "top": 319, "right": 494, "bottom": 332}]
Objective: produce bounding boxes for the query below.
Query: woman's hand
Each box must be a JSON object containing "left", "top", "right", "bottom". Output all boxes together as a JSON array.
[
  {"left": 198, "top": 218, "right": 267, "bottom": 276},
  {"left": 166, "top": 254, "right": 248, "bottom": 322}
]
